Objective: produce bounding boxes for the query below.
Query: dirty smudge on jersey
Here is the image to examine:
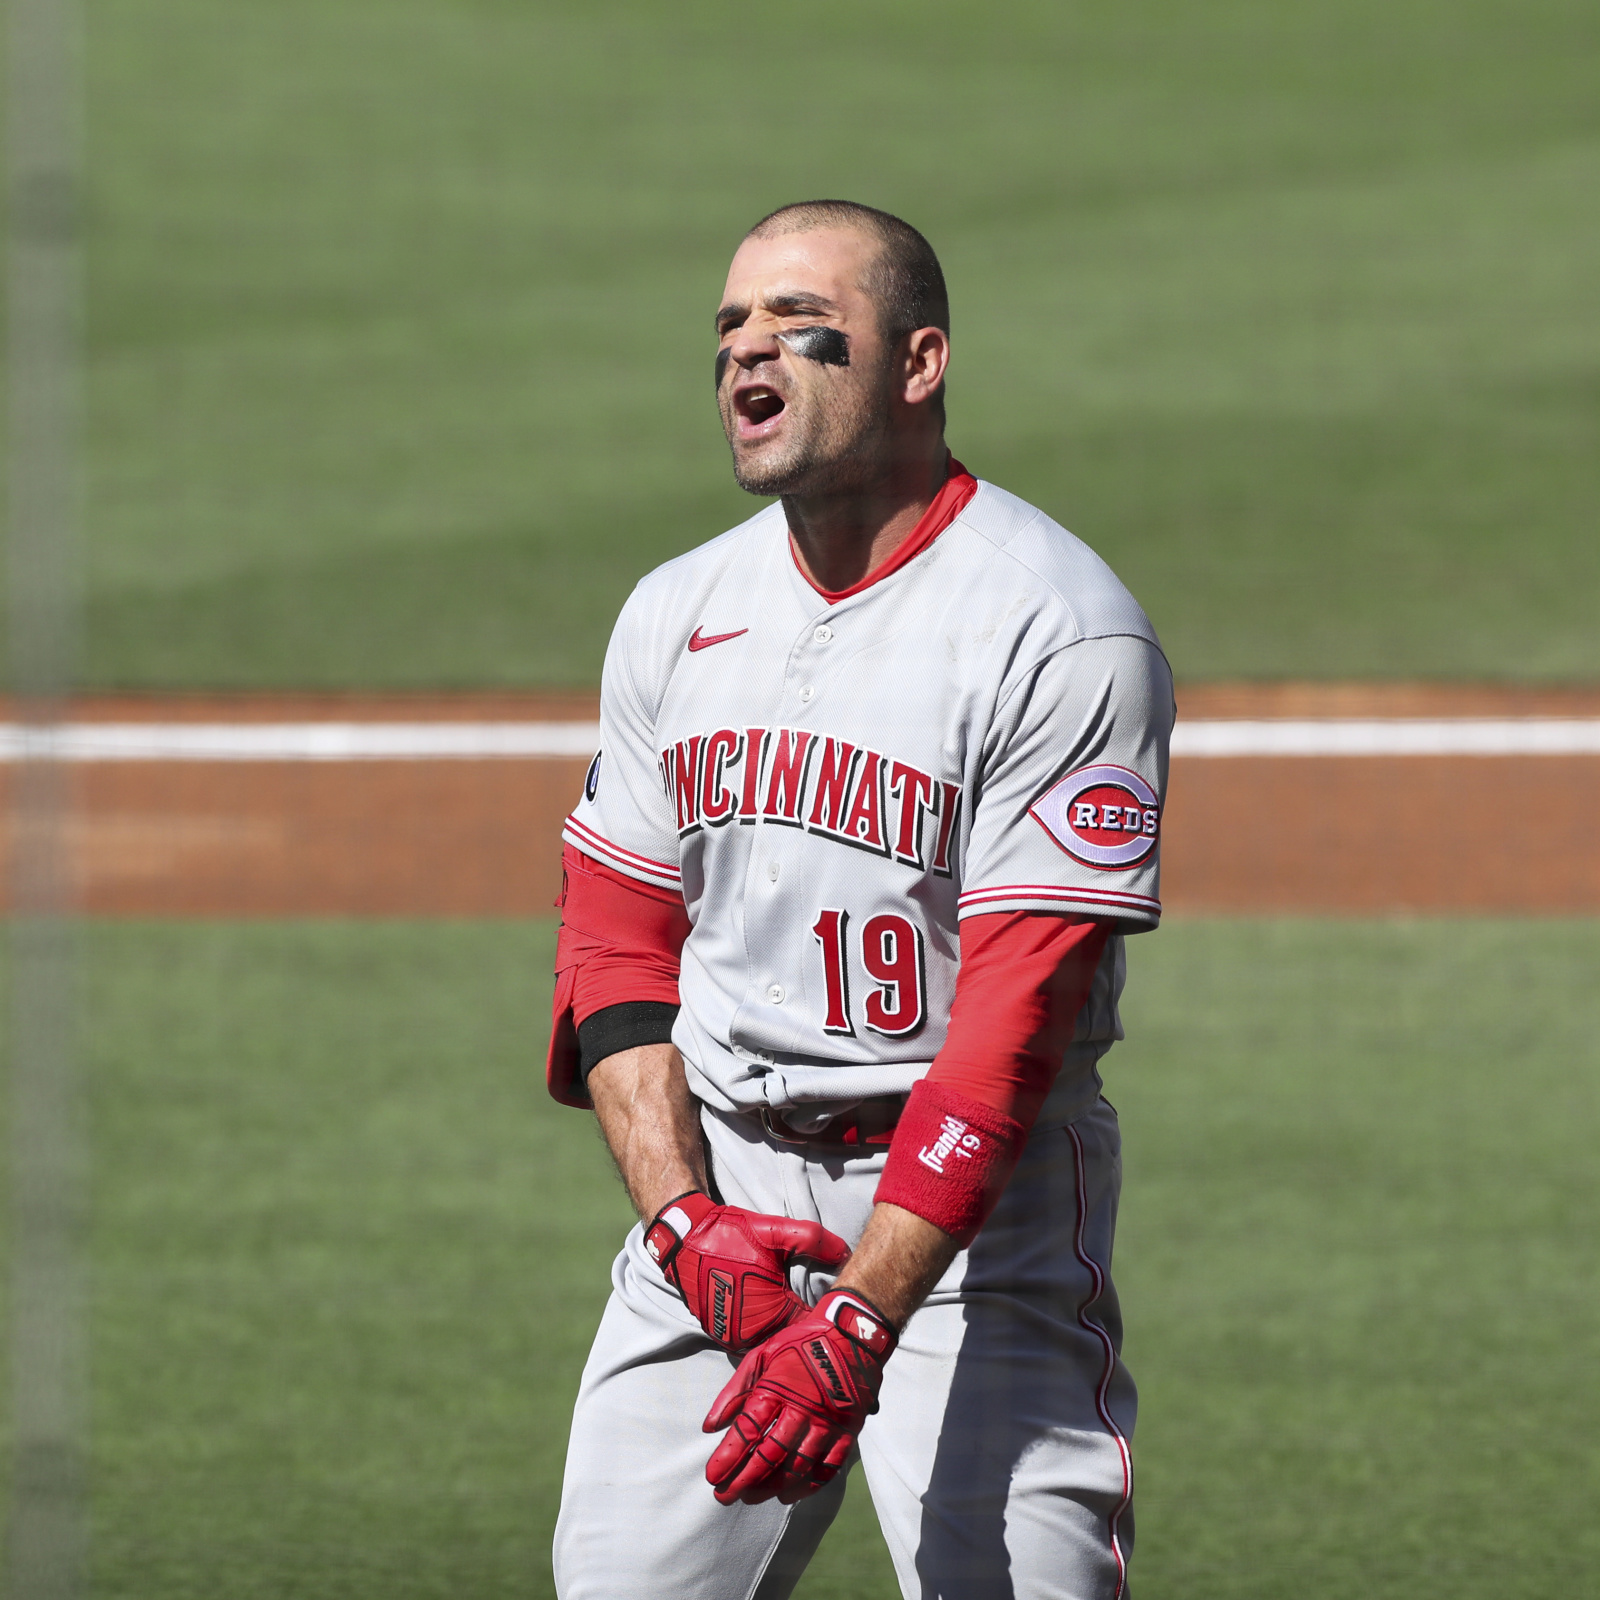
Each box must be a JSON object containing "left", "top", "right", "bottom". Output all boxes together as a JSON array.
[{"left": 660, "top": 727, "right": 959, "bottom": 875}]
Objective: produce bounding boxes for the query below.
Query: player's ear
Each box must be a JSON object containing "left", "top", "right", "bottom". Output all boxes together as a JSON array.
[{"left": 901, "top": 327, "right": 949, "bottom": 407}]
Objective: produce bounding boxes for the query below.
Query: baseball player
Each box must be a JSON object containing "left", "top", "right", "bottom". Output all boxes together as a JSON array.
[{"left": 547, "top": 200, "right": 1173, "bottom": 1599}]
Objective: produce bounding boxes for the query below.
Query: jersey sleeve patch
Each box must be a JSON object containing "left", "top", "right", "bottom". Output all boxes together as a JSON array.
[{"left": 1028, "top": 763, "right": 1159, "bottom": 871}]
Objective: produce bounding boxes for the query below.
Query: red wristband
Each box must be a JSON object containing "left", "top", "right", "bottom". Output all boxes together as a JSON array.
[{"left": 874, "top": 1080, "right": 1025, "bottom": 1247}]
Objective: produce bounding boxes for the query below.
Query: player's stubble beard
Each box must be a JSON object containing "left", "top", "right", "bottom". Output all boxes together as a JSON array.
[{"left": 721, "top": 347, "right": 897, "bottom": 500}]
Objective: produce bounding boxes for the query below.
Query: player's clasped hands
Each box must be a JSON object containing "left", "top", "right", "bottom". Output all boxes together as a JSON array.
[
  {"left": 643, "top": 1194, "right": 896, "bottom": 1505},
  {"left": 702, "top": 1289, "right": 896, "bottom": 1506}
]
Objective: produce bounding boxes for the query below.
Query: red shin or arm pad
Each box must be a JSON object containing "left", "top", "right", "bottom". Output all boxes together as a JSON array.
[
  {"left": 547, "top": 845, "right": 690, "bottom": 1108},
  {"left": 558, "top": 844, "right": 690, "bottom": 948},
  {"left": 546, "top": 963, "right": 587, "bottom": 1108},
  {"left": 874, "top": 1080, "right": 1025, "bottom": 1247},
  {"left": 563, "top": 923, "right": 683, "bottom": 1021}
]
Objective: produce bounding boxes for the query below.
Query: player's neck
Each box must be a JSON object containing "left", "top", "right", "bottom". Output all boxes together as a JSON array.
[{"left": 783, "top": 442, "right": 950, "bottom": 596}]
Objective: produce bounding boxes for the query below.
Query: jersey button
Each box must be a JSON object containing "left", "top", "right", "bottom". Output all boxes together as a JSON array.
[
  {"left": 766, "top": 861, "right": 780, "bottom": 882},
  {"left": 766, "top": 984, "right": 786, "bottom": 1005},
  {"left": 812, "top": 625, "right": 833, "bottom": 644},
  {"left": 798, "top": 685, "right": 815, "bottom": 703}
]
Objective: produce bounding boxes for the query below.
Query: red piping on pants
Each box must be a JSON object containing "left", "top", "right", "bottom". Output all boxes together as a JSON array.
[{"left": 1068, "top": 1120, "right": 1133, "bottom": 1599}]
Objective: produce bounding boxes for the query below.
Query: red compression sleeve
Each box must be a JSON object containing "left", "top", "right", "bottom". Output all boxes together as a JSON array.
[
  {"left": 929, "top": 912, "right": 1111, "bottom": 1126},
  {"left": 547, "top": 844, "right": 690, "bottom": 1107},
  {"left": 874, "top": 912, "right": 1111, "bottom": 1244}
]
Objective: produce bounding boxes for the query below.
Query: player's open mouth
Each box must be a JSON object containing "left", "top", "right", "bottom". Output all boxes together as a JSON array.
[{"left": 733, "top": 384, "right": 786, "bottom": 439}]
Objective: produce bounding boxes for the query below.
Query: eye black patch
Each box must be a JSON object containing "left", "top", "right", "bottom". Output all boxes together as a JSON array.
[
  {"left": 778, "top": 326, "right": 850, "bottom": 367},
  {"left": 714, "top": 346, "right": 732, "bottom": 391}
]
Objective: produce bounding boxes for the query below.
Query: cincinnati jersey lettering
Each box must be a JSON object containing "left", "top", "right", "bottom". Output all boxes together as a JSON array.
[{"left": 659, "top": 726, "right": 961, "bottom": 876}]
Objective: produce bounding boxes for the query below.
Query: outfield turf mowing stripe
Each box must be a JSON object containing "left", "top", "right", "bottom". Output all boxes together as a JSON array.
[
  {"left": 79, "top": 0, "right": 1599, "bottom": 688},
  {"left": 9, "top": 718, "right": 1600, "bottom": 760},
  {"left": 68, "top": 916, "right": 1600, "bottom": 1597},
  {"left": 1112, "top": 918, "right": 1600, "bottom": 1598}
]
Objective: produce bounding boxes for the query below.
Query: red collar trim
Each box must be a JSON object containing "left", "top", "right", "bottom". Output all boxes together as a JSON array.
[{"left": 790, "top": 459, "right": 978, "bottom": 603}]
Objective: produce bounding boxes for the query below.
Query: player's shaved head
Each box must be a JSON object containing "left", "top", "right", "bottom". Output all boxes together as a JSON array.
[
  {"left": 746, "top": 201, "right": 949, "bottom": 344},
  {"left": 715, "top": 207, "right": 952, "bottom": 503}
]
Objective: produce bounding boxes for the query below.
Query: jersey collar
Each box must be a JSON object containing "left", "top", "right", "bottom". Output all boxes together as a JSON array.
[{"left": 789, "top": 457, "right": 979, "bottom": 604}]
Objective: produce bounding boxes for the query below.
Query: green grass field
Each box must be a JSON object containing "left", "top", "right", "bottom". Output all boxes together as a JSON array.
[
  {"left": 79, "top": 0, "right": 1599, "bottom": 688},
  {"left": 8, "top": 3, "right": 1597, "bottom": 1596},
  {"left": 80, "top": 917, "right": 1599, "bottom": 1598}
]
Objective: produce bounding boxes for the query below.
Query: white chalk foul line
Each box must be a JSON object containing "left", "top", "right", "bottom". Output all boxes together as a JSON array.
[
  {"left": 0, "top": 722, "right": 604, "bottom": 760},
  {"left": 1169, "top": 719, "right": 1600, "bottom": 757},
  {"left": 0, "top": 719, "right": 1597, "bottom": 761}
]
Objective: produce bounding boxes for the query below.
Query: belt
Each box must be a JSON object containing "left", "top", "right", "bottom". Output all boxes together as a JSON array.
[{"left": 759, "top": 1094, "right": 909, "bottom": 1148}]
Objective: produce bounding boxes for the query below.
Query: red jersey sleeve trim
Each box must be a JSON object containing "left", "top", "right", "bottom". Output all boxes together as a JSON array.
[
  {"left": 791, "top": 459, "right": 978, "bottom": 602},
  {"left": 957, "top": 883, "right": 1160, "bottom": 920},
  {"left": 562, "top": 815, "right": 682, "bottom": 887}
]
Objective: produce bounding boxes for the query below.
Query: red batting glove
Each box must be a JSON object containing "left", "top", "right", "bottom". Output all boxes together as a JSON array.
[
  {"left": 702, "top": 1288, "right": 896, "bottom": 1506},
  {"left": 644, "top": 1192, "right": 852, "bottom": 1353}
]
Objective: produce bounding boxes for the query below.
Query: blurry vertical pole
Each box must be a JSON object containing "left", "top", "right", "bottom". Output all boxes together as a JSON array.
[{"left": 4, "top": 0, "right": 86, "bottom": 1586}]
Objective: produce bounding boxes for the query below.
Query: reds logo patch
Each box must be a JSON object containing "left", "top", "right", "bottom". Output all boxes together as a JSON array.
[{"left": 1030, "top": 763, "right": 1159, "bottom": 870}]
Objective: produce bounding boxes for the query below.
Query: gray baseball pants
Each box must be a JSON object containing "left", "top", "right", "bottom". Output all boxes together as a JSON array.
[{"left": 553, "top": 1096, "right": 1136, "bottom": 1600}]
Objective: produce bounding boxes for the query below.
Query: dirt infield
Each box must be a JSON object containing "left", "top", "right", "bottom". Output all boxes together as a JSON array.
[{"left": 3, "top": 685, "right": 1596, "bottom": 915}]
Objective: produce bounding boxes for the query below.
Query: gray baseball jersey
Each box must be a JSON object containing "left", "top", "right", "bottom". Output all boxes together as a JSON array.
[{"left": 563, "top": 478, "right": 1174, "bottom": 1124}]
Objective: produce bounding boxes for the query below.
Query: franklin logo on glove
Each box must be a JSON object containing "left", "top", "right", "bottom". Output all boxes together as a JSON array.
[{"left": 644, "top": 1191, "right": 851, "bottom": 1353}]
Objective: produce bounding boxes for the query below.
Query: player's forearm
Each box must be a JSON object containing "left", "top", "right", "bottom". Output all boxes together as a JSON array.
[
  {"left": 586, "top": 1042, "right": 708, "bottom": 1222},
  {"left": 832, "top": 1202, "right": 960, "bottom": 1331}
]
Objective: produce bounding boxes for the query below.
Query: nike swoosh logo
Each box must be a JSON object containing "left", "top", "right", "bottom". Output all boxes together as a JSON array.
[{"left": 687, "top": 626, "right": 749, "bottom": 653}]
